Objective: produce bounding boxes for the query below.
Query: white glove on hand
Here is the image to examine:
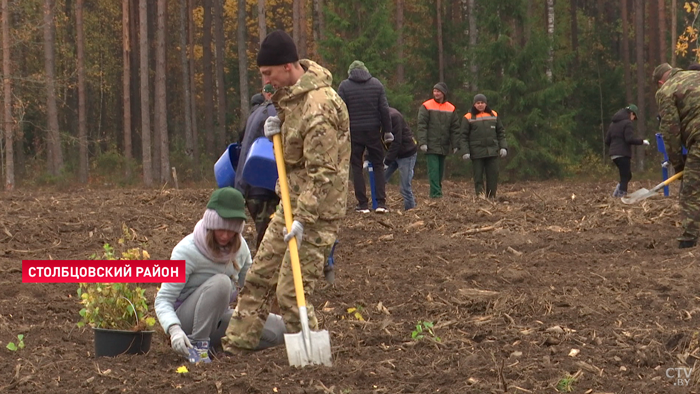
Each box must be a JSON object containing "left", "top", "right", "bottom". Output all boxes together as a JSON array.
[
  {"left": 264, "top": 116, "right": 281, "bottom": 140},
  {"left": 462, "top": 153, "right": 471, "bottom": 160},
  {"left": 662, "top": 161, "right": 670, "bottom": 169},
  {"left": 499, "top": 148, "right": 508, "bottom": 158},
  {"left": 642, "top": 139, "right": 650, "bottom": 146},
  {"left": 363, "top": 160, "right": 370, "bottom": 170},
  {"left": 420, "top": 145, "right": 428, "bottom": 153},
  {"left": 453, "top": 148, "right": 458, "bottom": 154},
  {"left": 168, "top": 325, "right": 192, "bottom": 357},
  {"left": 283, "top": 220, "right": 304, "bottom": 245},
  {"left": 384, "top": 132, "right": 394, "bottom": 143}
]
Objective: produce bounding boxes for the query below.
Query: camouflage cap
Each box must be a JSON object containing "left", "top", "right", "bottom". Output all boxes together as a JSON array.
[{"left": 653, "top": 63, "right": 672, "bottom": 82}]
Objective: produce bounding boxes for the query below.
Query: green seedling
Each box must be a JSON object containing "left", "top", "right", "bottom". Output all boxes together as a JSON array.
[
  {"left": 411, "top": 321, "right": 440, "bottom": 342},
  {"left": 6, "top": 334, "right": 25, "bottom": 351},
  {"left": 556, "top": 373, "right": 577, "bottom": 392}
]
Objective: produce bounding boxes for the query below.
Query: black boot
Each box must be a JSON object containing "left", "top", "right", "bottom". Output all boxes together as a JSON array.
[{"left": 679, "top": 239, "right": 697, "bottom": 249}]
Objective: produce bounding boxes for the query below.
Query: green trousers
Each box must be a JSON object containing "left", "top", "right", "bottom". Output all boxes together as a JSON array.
[
  {"left": 427, "top": 154, "right": 446, "bottom": 198},
  {"left": 472, "top": 156, "right": 499, "bottom": 198}
]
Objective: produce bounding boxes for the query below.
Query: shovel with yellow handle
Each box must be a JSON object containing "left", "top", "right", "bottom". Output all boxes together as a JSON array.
[
  {"left": 271, "top": 133, "right": 333, "bottom": 367},
  {"left": 621, "top": 171, "right": 683, "bottom": 204}
]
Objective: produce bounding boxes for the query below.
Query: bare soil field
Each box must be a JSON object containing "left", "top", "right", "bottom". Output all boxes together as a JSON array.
[{"left": 1, "top": 178, "right": 699, "bottom": 393}]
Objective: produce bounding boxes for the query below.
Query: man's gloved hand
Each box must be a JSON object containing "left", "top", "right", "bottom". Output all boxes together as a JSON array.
[
  {"left": 384, "top": 132, "right": 394, "bottom": 143},
  {"left": 419, "top": 145, "right": 428, "bottom": 153},
  {"left": 383, "top": 159, "right": 392, "bottom": 170},
  {"left": 168, "top": 325, "right": 192, "bottom": 357},
  {"left": 264, "top": 116, "right": 281, "bottom": 140},
  {"left": 643, "top": 139, "right": 650, "bottom": 146},
  {"left": 363, "top": 160, "right": 370, "bottom": 170},
  {"left": 453, "top": 147, "right": 458, "bottom": 154},
  {"left": 499, "top": 148, "right": 508, "bottom": 158},
  {"left": 462, "top": 153, "right": 471, "bottom": 160},
  {"left": 283, "top": 220, "right": 304, "bottom": 245},
  {"left": 662, "top": 161, "right": 670, "bottom": 169}
]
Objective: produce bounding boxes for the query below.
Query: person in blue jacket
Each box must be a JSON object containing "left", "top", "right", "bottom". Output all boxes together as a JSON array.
[{"left": 155, "top": 187, "right": 286, "bottom": 363}]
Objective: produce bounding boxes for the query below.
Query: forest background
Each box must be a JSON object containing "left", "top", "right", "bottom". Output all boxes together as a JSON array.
[{"left": 1, "top": 0, "right": 698, "bottom": 189}]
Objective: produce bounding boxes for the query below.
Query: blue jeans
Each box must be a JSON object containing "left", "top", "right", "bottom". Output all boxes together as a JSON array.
[{"left": 385, "top": 153, "right": 417, "bottom": 210}]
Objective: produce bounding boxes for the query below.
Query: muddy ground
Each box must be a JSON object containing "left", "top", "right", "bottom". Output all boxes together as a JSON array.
[{"left": 1, "top": 178, "right": 699, "bottom": 393}]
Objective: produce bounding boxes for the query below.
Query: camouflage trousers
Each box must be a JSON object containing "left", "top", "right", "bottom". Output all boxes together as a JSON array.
[
  {"left": 679, "top": 143, "right": 700, "bottom": 241},
  {"left": 222, "top": 205, "right": 339, "bottom": 350}
]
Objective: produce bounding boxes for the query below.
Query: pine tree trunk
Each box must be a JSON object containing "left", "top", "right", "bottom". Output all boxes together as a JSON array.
[
  {"left": 293, "top": 0, "right": 300, "bottom": 50},
  {"left": 188, "top": 0, "right": 199, "bottom": 172},
  {"left": 203, "top": 0, "right": 215, "bottom": 158},
  {"left": 659, "top": 0, "right": 667, "bottom": 62},
  {"left": 139, "top": 0, "right": 153, "bottom": 186},
  {"left": 298, "top": 0, "right": 307, "bottom": 58},
  {"left": 634, "top": 0, "right": 646, "bottom": 170},
  {"left": 436, "top": 0, "right": 444, "bottom": 82},
  {"left": 238, "top": 0, "right": 250, "bottom": 129},
  {"left": 180, "top": 0, "right": 193, "bottom": 158},
  {"left": 149, "top": 0, "right": 160, "bottom": 180},
  {"left": 258, "top": 0, "right": 266, "bottom": 45},
  {"left": 76, "top": 0, "right": 88, "bottom": 183},
  {"left": 123, "top": 0, "right": 133, "bottom": 178},
  {"left": 648, "top": 0, "right": 659, "bottom": 67},
  {"left": 396, "top": 0, "right": 404, "bottom": 84},
  {"left": 156, "top": 0, "right": 169, "bottom": 183},
  {"left": 468, "top": 0, "right": 477, "bottom": 91},
  {"left": 621, "top": 0, "right": 633, "bottom": 104},
  {"left": 671, "top": 0, "right": 677, "bottom": 66},
  {"left": 2, "top": 0, "right": 13, "bottom": 190},
  {"left": 313, "top": 0, "right": 324, "bottom": 60},
  {"left": 546, "top": 0, "right": 554, "bottom": 81},
  {"left": 213, "top": 0, "right": 227, "bottom": 147},
  {"left": 570, "top": 0, "right": 578, "bottom": 70},
  {"left": 44, "top": 0, "right": 63, "bottom": 176}
]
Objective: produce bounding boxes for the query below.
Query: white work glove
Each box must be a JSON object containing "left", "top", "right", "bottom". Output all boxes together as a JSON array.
[
  {"left": 499, "top": 148, "right": 508, "bottom": 158},
  {"left": 453, "top": 147, "right": 458, "bottom": 154},
  {"left": 420, "top": 145, "right": 428, "bottom": 153},
  {"left": 168, "top": 325, "right": 192, "bottom": 357},
  {"left": 363, "top": 160, "right": 370, "bottom": 170},
  {"left": 642, "top": 139, "right": 650, "bottom": 146},
  {"left": 662, "top": 161, "right": 670, "bottom": 169},
  {"left": 384, "top": 132, "right": 394, "bottom": 143},
  {"left": 264, "top": 116, "right": 281, "bottom": 140},
  {"left": 462, "top": 153, "right": 470, "bottom": 160},
  {"left": 283, "top": 220, "right": 304, "bottom": 245}
]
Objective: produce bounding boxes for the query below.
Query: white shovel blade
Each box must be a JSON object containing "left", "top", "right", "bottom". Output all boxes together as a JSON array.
[{"left": 284, "top": 330, "right": 332, "bottom": 367}]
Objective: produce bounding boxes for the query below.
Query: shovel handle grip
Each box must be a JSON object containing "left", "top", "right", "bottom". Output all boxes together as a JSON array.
[
  {"left": 656, "top": 171, "right": 683, "bottom": 190},
  {"left": 271, "top": 134, "right": 307, "bottom": 309}
]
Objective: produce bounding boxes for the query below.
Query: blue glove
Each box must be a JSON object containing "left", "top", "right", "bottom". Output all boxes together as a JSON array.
[
  {"left": 264, "top": 116, "right": 281, "bottom": 140},
  {"left": 283, "top": 220, "right": 304, "bottom": 245},
  {"left": 499, "top": 148, "right": 507, "bottom": 158}
]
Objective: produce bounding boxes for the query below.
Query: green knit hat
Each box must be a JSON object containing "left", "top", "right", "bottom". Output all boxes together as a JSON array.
[
  {"left": 206, "top": 187, "right": 247, "bottom": 220},
  {"left": 348, "top": 60, "right": 368, "bottom": 75}
]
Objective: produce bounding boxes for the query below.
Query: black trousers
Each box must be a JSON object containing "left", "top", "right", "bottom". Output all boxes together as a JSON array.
[
  {"left": 246, "top": 197, "right": 280, "bottom": 250},
  {"left": 613, "top": 156, "right": 632, "bottom": 192},
  {"left": 350, "top": 134, "right": 386, "bottom": 208}
]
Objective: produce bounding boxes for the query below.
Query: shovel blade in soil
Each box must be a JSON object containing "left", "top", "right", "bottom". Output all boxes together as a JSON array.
[
  {"left": 284, "top": 329, "right": 332, "bottom": 367},
  {"left": 621, "top": 188, "right": 656, "bottom": 204}
]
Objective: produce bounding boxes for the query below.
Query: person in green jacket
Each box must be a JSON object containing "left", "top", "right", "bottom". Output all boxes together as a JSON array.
[
  {"left": 460, "top": 94, "right": 507, "bottom": 198},
  {"left": 417, "top": 82, "right": 461, "bottom": 198}
]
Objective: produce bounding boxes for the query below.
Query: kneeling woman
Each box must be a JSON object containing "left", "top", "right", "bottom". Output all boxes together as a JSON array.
[{"left": 155, "top": 187, "right": 285, "bottom": 363}]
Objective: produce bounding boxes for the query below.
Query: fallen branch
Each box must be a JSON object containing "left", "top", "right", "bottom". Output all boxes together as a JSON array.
[{"left": 450, "top": 226, "right": 494, "bottom": 238}]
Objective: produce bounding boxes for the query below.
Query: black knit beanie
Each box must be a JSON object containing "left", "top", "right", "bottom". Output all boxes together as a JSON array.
[{"left": 257, "top": 30, "right": 299, "bottom": 67}]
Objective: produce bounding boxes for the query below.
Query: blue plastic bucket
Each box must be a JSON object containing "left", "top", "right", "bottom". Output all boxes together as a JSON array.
[
  {"left": 214, "top": 143, "right": 241, "bottom": 188},
  {"left": 241, "top": 137, "right": 278, "bottom": 191}
]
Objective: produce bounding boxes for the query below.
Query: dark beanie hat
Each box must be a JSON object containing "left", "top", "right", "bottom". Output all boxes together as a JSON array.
[
  {"left": 473, "top": 94, "right": 487, "bottom": 104},
  {"left": 433, "top": 82, "right": 448, "bottom": 95},
  {"left": 257, "top": 30, "right": 299, "bottom": 67}
]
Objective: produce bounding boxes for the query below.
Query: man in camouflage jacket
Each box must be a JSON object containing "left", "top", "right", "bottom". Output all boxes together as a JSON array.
[
  {"left": 654, "top": 62, "right": 700, "bottom": 248},
  {"left": 223, "top": 30, "right": 351, "bottom": 350}
]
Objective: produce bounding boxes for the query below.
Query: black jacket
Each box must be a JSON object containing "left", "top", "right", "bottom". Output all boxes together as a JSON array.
[
  {"left": 605, "top": 108, "right": 643, "bottom": 158},
  {"left": 337, "top": 69, "right": 392, "bottom": 143},
  {"left": 385, "top": 107, "right": 417, "bottom": 163},
  {"left": 235, "top": 101, "right": 278, "bottom": 199}
]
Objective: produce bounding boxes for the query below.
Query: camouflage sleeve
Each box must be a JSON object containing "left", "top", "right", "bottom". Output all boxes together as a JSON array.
[
  {"left": 294, "top": 100, "right": 345, "bottom": 225},
  {"left": 496, "top": 116, "right": 507, "bottom": 150},
  {"left": 656, "top": 89, "right": 684, "bottom": 167},
  {"left": 417, "top": 105, "right": 429, "bottom": 146}
]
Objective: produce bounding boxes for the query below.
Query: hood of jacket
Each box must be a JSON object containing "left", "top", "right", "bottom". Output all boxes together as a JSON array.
[
  {"left": 611, "top": 108, "right": 631, "bottom": 123},
  {"left": 348, "top": 68, "right": 372, "bottom": 83},
  {"left": 274, "top": 59, "right": 333, "bottom": 111}
]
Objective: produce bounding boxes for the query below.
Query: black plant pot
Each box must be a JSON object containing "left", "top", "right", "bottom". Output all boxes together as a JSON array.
[{"left": 93, "top": 328, "right": 154, "bottom": 357}]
